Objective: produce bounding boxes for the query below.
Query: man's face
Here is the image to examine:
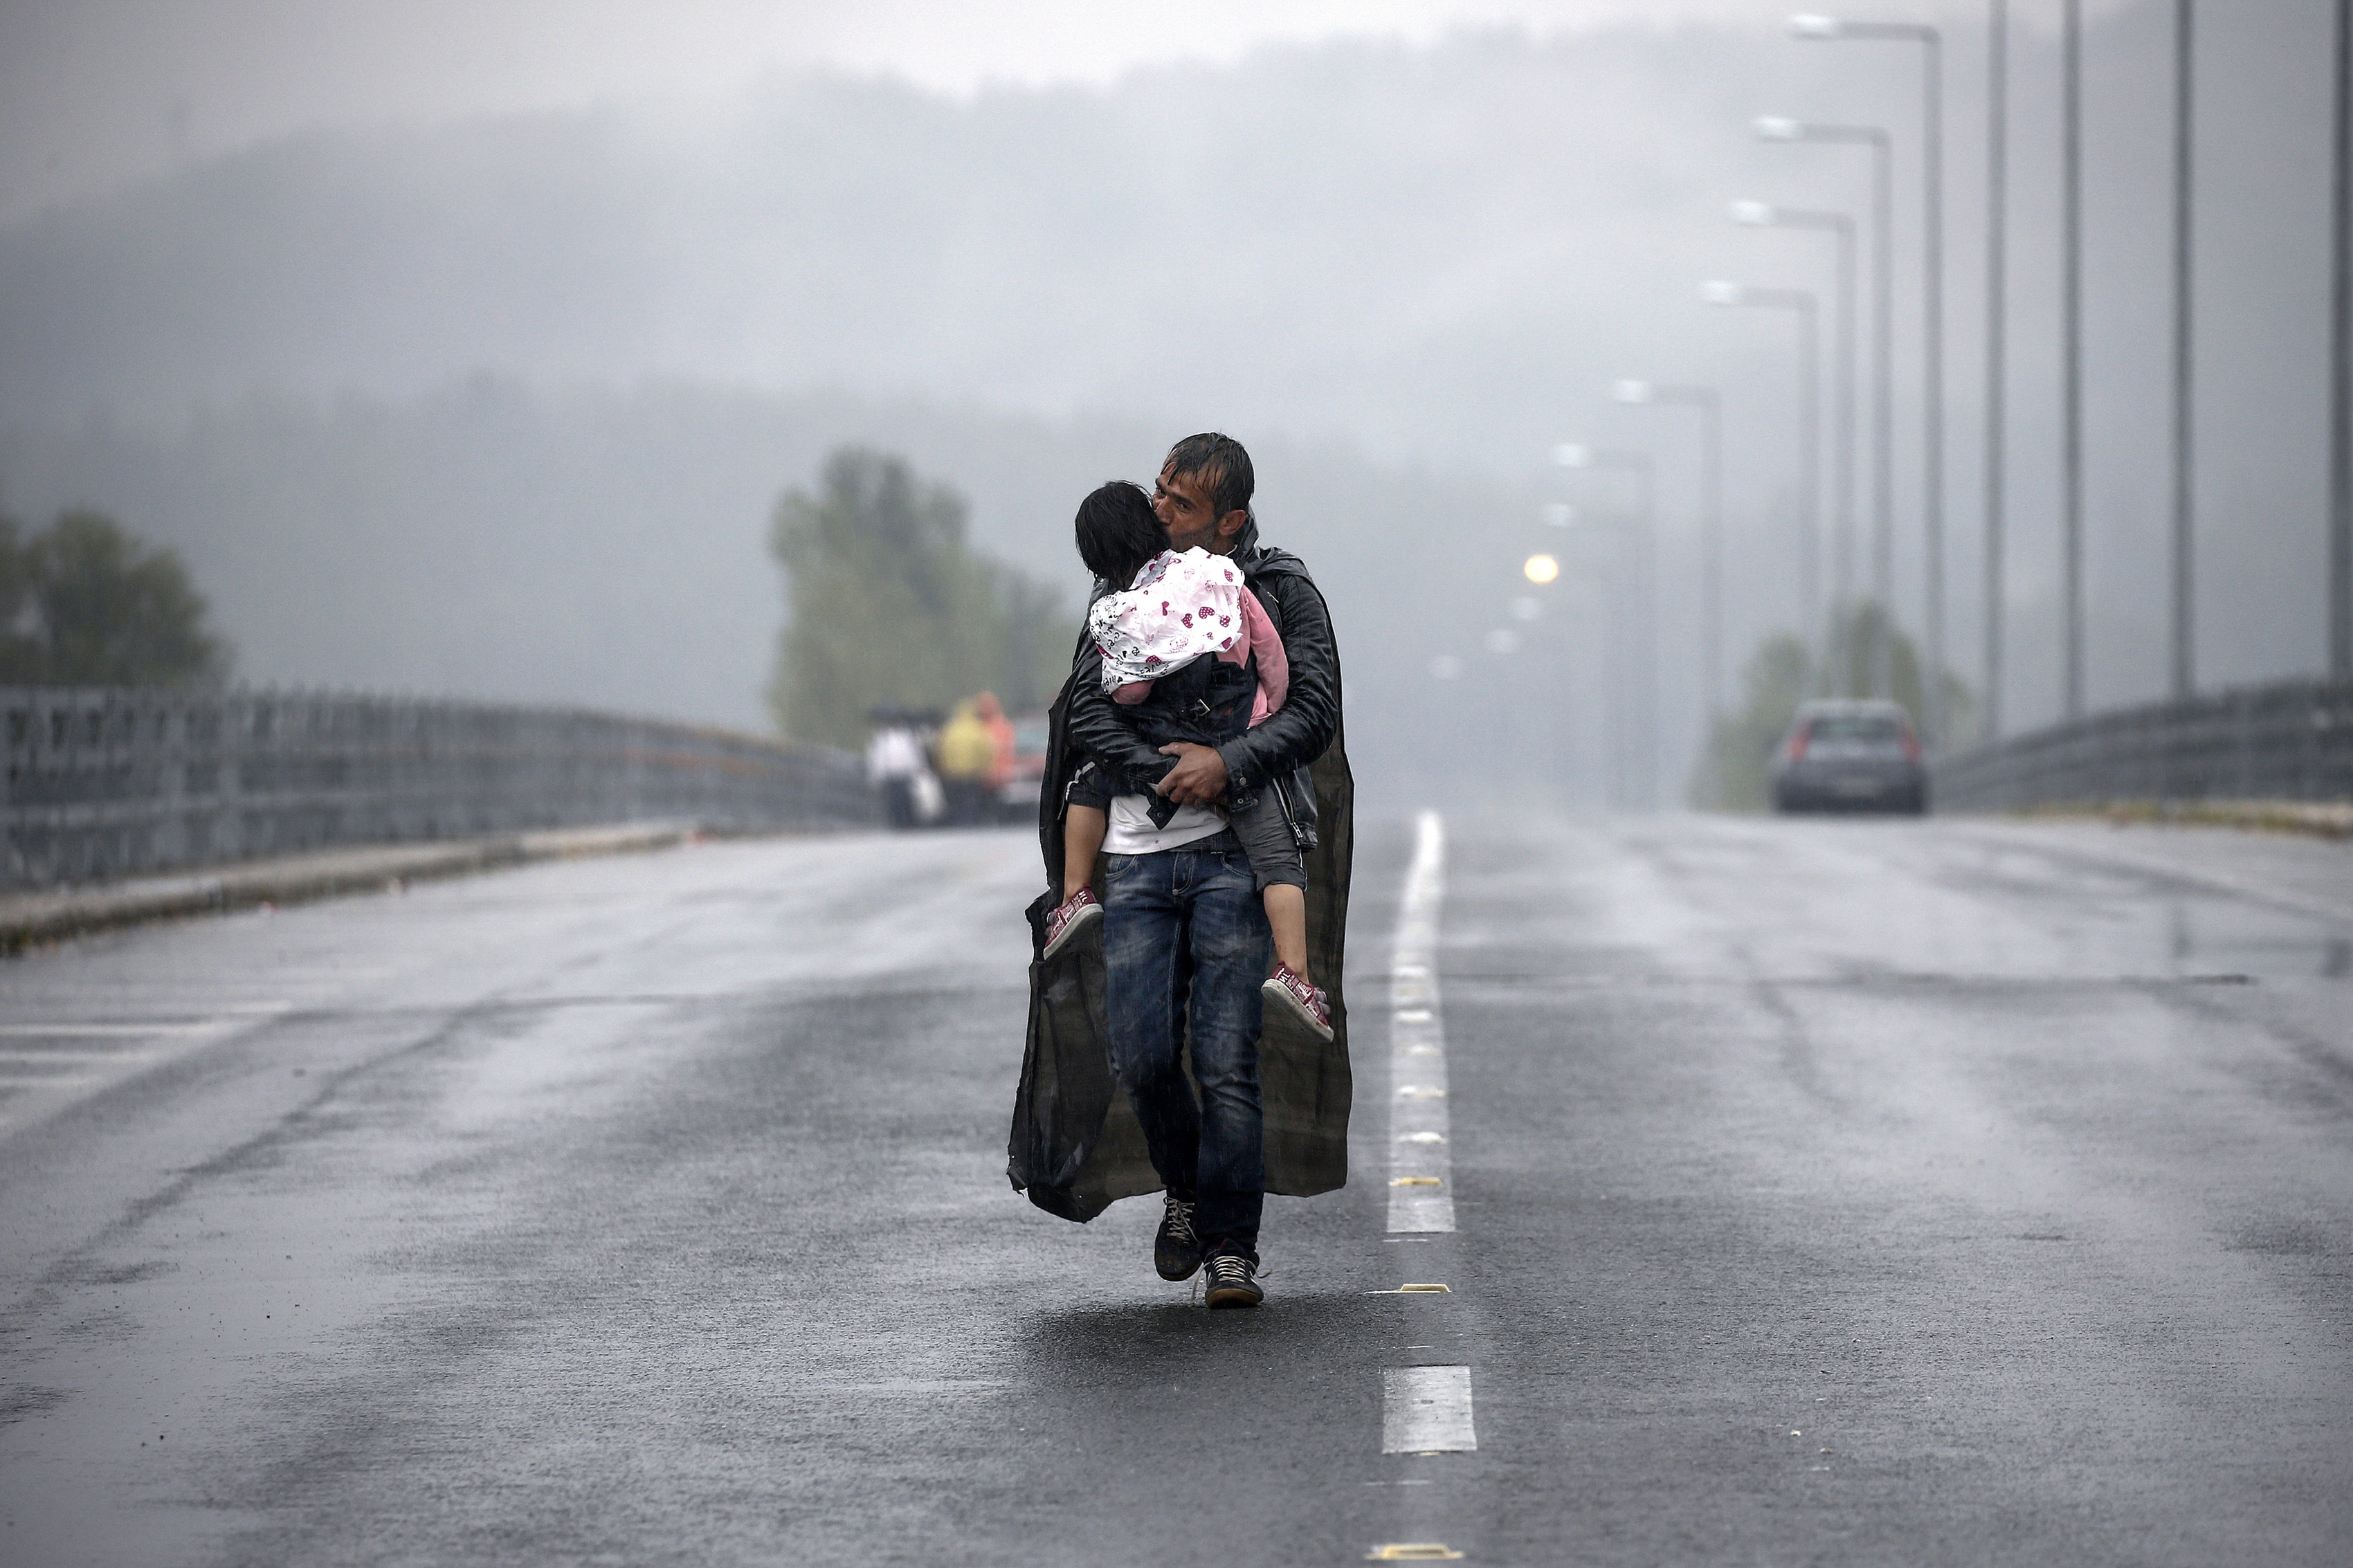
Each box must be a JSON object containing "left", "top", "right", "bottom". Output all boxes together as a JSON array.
[{"left": 1154, "top": 465, "right": 1244, "bottom": 555}]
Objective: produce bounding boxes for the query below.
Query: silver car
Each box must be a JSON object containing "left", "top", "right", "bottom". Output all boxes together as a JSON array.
[{"left": 1770, "top": 699, "right": 1928, "bottom": 814}]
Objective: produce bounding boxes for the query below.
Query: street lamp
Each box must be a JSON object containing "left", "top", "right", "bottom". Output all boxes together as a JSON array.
[
  {"left": 2062, "top": 0, "right": 2085, "bottom": 718},
  {"left": 1754, "top": 116, "right": 1897, "bottom": 702},
  {"left": 2169, "top": 0, "right": 2196, "bottom": 703},
  {"left": 1614, "top": 381, "right": 1725, "bottom": 722},
  {"left": 1986, "top": 0, "right": 2010, "bottom": 739},
  {"left": 1734, "top": 201, "right": 1859, "bottom": 625},
  {"left": 1702, "top": 280, "right": 1823, "bottom": 644},
  {"left": 1556, "top": 443, "right": 1659, "bottom": 808},
  {"left": 1785, "top": 13, "right": 1948, "bottom": 747},
  {"left": 2334, "top": 0, "right": 2352, "bottom": 680}
]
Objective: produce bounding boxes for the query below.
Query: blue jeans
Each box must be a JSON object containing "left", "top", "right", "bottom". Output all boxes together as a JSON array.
[{"left": 1101, "top": 832, "right": 1272, "bottom": 1258}]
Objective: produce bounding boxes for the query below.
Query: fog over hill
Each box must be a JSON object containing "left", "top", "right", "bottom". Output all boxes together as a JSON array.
[{"left": 0, "top": 1, "right": 2340, "bottom": 804}]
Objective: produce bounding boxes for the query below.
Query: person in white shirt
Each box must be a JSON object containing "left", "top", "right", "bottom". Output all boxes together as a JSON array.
[{"left": 863, "top": 710, "right": 927, "bottom": 830}]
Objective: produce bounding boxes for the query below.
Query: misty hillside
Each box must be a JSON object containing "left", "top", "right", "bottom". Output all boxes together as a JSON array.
[
  {"left": 4, "top": 30, "right": 1844, "bottom": 476},
  {"left": 0, "top": 1, "right": 2342, "bottom": 801}
]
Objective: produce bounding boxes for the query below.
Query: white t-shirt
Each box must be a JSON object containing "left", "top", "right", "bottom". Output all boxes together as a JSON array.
[
  {"left": 864, "top": 727, "right": 925, "bottom": 783},
  {"left": 1102, "top": 791, "right": 1226, "bottom": 855}
]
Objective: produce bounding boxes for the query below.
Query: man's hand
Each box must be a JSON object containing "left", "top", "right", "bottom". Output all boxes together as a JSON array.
[{"left": 1154, "top": 742, "right": 1229, "bottom": 807}]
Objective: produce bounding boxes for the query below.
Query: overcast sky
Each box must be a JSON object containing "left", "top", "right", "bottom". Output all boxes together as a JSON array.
[{"left": 1, "top": 0, "right": 2135, "bottom": 219}]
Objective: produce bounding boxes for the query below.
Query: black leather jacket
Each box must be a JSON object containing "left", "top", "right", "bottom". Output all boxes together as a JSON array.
[{"left": 1056, "top": 520, "right": 1341, "bottom": 837}]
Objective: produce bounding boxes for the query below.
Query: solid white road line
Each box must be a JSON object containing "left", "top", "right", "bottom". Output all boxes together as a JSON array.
[
  {"left": 1382, "top": 1365, "right": 1478, "bottom": 1453},
  {"left": 0, "top": 1050, "right": 166, "bottom": 1066},
  {"left": 0, "top": 1022, "right": 223, "bottom": 1037},
  {"left": 1389, "top": 810, "right": 1453, "bottom": 1234}
]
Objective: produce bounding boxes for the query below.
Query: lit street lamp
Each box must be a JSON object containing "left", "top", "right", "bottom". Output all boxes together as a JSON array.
[{"left": 1702, "top": 280, "right": 1823, "bottom": 644}]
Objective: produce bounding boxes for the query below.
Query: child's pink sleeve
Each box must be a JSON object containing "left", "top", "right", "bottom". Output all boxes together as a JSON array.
[{"left": 1234, "top": 590, "right": 1287, "bottom": 724}]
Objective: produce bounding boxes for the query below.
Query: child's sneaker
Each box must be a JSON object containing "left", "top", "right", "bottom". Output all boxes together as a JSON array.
[
  {"left": 1042, "top": 886, "right": 1102, "bottom": 960},
  {"left": 1262, "top": 963, "right": 1333, "bottom": 1041}
]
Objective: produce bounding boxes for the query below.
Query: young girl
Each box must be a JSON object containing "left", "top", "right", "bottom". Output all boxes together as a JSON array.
[{"left": 1042, "top": 481, "right": 1330, "bottom": 1040}]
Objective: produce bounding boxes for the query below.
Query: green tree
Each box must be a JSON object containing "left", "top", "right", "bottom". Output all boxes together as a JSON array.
[
  {"left": 1691, "top": 631, "right": 1815, "bottom": 812},
  {"left": 0, "top": 518, "right": 42, "bottom": 680},
  {"left": 1689, "top": 600, "right": 1977, "bottom": 810},
  {"left": 0, "top": 509, "right": 230, "bottom": 688},
  {"left": 765, "top": 447, "right": 1074, "bottom": 746}
]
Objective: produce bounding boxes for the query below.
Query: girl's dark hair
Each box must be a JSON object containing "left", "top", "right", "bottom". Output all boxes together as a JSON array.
[{"left": 1074, "top": 480, "right": 1166, "bottom": 587}]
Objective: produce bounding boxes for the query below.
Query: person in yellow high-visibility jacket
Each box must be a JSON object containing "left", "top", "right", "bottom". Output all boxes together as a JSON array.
[{"left": 934, "top": 698, "right": 997, "bottom": 828}]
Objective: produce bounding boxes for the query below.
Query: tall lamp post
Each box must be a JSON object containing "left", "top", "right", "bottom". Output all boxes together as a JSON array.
[
  {"left": 1702, "top": 280, "right": 1822, "bottom": 643},
  {"left": 1614, "top": 381, "right": 1725, "bottom": 721},
  {"left": 1756, "top": 116, "right": 1896, "bottom": 700},
  {"left": 1511, "top": 550, "right": 1576, "bottom": 810},
  {"left": 2062, "top": 0, "right": 2085, "bottom": 718},
  {"left": 1556, "top": 444, "right": 1659, "bottom": 808},
  {"left": 1788, "top": 13, "right": 1947, "bottom": 747},
  {"left": 1985, "top": 0, "right": 2010, "bottom": 738},
  {"left": 1734, "top": 201, "right": 1860, "bottom": 626},
  {"left": 2169, "top": 0, "right": 2196, "bottom": 702},
  {"left": 2334, "top": 0, "right": 2352, "bottom": 680}
]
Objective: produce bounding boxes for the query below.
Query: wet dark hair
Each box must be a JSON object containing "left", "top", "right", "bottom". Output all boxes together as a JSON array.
[
  {"left": 1074, "top": 480, "right": 1167, "bottom": 587},
  {"left": 1162, "top": 432, "right": 1254, "bottom": 525}
]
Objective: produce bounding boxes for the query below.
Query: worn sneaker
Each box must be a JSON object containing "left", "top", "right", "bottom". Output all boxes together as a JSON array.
[
  {"left": 1155, "top": 1192, "right": 1203, "bottom": 1281},
  {"left": 1262, "top": 963, "right": 1334, "bottom": 1041},
  {"left": 1042, "top": 886, "right": 1101, "bottom": 960},
  {"left": 1202, "top": 1249, "right": 1264, "bottom": 1309}
]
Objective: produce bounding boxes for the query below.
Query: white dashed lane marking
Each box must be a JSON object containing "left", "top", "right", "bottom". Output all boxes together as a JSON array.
[
  {"left": 1389, "top": 810, "right": 1453, "bottom": 1234},
  {"left": 0, "top": 1010, "right": 291, "bottom": 1133},
  {"left": 1372, "top": 812, "right": 1478, "bottom": 1489},
  {"left": 1382, "top": 1365, "right": 1478, "bottom": 1454}
]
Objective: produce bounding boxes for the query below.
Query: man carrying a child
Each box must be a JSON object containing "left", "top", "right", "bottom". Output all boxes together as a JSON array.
[{"left": 1017, "top": 432, "right": 1347, "bottom": 1309}]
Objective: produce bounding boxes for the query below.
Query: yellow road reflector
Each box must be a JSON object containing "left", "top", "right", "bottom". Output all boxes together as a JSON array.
[
  {"left": 1390, "top": 1176, "right": 1443, "bottom": 1187},
  {"left": 1368, "top": 1282, "right": 1452, "bottom": 1294},
  {"left": 1397, "top": 1086, "right": 1446, "bottom": 1098},
  {"left": 1367, "top": 1545, "right": 1463, "bottom": 1561}
]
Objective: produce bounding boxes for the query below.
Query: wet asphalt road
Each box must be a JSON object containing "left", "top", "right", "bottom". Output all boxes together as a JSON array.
[{"left": 1, "top": 814, "right": 2348, "bottom": 1566}]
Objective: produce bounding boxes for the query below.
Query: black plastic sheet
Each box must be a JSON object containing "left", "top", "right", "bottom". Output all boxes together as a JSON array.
[{"left": 1008, "top": 743, "right": 1354, "bottom": 1221}]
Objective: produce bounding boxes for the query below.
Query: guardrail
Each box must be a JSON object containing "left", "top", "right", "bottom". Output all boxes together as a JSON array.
[
  {"left": 0, "top": 688, "right": 875, "bottom": 888},
  {"left": 1933, "top": 676, "right": 2353, "bottom": 812}
]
